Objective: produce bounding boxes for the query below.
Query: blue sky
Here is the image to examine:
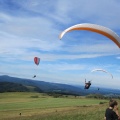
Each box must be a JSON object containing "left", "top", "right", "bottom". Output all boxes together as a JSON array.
[{"left": 0, "top": 0, "right": 120, "bottom": 89}]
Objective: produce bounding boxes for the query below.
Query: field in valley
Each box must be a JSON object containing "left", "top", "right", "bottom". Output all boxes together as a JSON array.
[{"left": 0, "top": 92, "right": 113, "bottom": 120}]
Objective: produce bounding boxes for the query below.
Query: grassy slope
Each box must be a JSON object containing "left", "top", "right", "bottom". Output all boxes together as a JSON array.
[{"left": 0, "top": 92, "right": 112, "bottom": 120}]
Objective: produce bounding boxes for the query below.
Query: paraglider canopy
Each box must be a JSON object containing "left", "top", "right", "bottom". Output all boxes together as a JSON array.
[
  {"left": 91, "top": 69, "right": 113, "bottom": 79},
  {"left": 59, "top": 23, "right": 120, "bottom": 48},
  {"left": 34, "top": 57, "right": 40, "bottom": 65}
]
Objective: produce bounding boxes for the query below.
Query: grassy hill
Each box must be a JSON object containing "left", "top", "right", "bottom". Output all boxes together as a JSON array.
[{"left": 0, "top": 92, "right": 111, "bottom": 120}]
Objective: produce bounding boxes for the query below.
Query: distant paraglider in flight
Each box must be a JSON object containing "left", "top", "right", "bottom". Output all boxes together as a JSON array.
[
  {"left": 33, "top": 57, "right": 40, "bottom": 78},
  {"left": 59, "top": 23, "right": 120, "bottom": 48},
  {"left": 33, "top": 75, "right": 36, "bottom": 78},
  {"left": 91, "top": 69, "right": 113, "bottom": 79},
  {"left": 34, "top": 57, "right": 40, "bottom": 65}
]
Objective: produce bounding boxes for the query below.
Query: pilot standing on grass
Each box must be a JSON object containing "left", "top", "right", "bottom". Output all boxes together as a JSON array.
[{"left": 104, "top": 99, "right": 120, "bottom": 120}]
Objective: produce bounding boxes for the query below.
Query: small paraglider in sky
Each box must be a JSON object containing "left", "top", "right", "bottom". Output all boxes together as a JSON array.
[
  {"left": 34, "top": 57, "right": 40, "bottom": 66},
  {"left": 33, "top": 57, "right": 40, "bottom": 78},
  {"left": 33, "top": 75, "right": 36, "bottom": 78}
]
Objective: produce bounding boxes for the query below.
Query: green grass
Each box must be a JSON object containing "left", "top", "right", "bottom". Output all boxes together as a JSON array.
[
  {"left": 0, "top": 92, "right": 107, "bottom": 110},
  {"left": 0, "top": 92, "right": 111, "bottom": 120}
]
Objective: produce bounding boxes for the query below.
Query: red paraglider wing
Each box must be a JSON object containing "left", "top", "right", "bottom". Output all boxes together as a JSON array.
[{"left": 34, "top": 57, "right": 40, "bottom": 65}]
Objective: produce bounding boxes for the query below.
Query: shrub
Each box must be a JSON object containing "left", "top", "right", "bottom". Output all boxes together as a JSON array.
[{"left": 30, "top": 95, "right": 39, "bottom": 98}]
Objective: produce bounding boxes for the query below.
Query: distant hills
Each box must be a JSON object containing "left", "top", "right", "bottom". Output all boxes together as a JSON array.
[
  {"left": 0, "top": 75, "right": 120, "bottom": 96},
  {"left": 0, "top": 75, "right": 83, "bottom": 95},
  {"left": 0, "top": 81, "right": 43, "bottom": 93},
  {"left": 0, "top": 82, "right": 29, "bottom": 92}
]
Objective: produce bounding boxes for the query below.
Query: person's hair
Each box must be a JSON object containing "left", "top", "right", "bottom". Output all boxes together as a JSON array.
[{"left": 109, "top": 99, "right": 118, "bottom": 108}]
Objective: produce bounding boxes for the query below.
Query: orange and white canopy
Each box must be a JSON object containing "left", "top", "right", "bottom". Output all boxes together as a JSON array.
[{"left": 59, "top": 23, "right": 120, "bottom": 48}]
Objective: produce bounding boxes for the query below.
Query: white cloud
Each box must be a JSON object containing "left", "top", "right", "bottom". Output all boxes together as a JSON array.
[
  {"left": 0, "top": 11, "right": 65, "bottom": 57},
  {"left": 60, "top": 43, "right": 120, "bottom": 54},
  {"left": 9, "top": 0, "right": 120, "bottom": 29},
  {"left": 117, "top": 57, "right": 120, "bottom": 59}
]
